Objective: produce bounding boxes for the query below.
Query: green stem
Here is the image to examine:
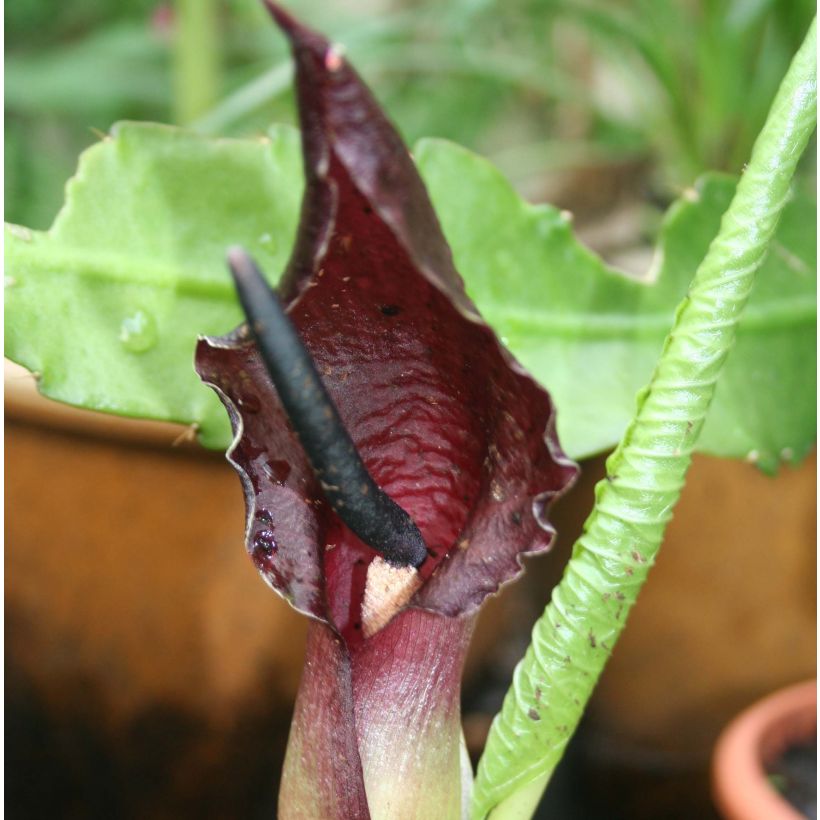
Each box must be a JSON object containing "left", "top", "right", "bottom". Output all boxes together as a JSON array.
[
  {"left": 173, "top": 0, "right": 220, "bottom": 125},
  {"left": 472, "top": 18, "right": 817, "bottom": 820}
]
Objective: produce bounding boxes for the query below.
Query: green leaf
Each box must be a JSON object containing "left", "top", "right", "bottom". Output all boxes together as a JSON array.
[
  {"left": 415, "top": 140, "right": 816, "bottom": 469},
  {"left": 5, "top": 121, "right": 815, "bottom": 465},
  {"left": 5, "top": 23, "right": 171, "bottom": 118},
  {"left": 655, "top": 175, "right": 817, "bottom": 471},
  {"left": 5, "top": 121, "right": 303, "bottom": 448}
]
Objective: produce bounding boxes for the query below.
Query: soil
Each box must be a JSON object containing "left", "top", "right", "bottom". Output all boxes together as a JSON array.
[{"left": 768, "top": 739, "right": 817, "bottom": 820}]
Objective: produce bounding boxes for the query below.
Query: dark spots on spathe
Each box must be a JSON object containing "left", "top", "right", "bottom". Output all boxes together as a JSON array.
[
  {"left": 380, "top": 304, "right": 401, "bottom": 316},
  {"left": 511, "top": 511, "right": 523, "bottom": 526},
  {"left": 253, "top": 531, "right": 276, "bottom": 556},
  {"left": 528, "top": 708, "right": 541, "bottom": 721}
]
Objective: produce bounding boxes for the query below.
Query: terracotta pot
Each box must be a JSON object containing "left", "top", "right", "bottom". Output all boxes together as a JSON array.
[
  {"left": 6, "top": 364, "right": 311, "bottom": 816},
  {"left": 712, "top": 680, "right": 816, "bottom": 820},
  {"left": 4, "top": 361, "right": 518, "bottom": 816},
  {"left": 8, "top": 361, "right": 816, "bottom": 817}
]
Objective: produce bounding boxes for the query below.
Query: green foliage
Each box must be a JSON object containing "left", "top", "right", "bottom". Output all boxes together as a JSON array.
[
  {"left": 5, "top": 22, "right": 173, "bottom": 229},
  {"left": 5, "top": 123, "right": 303, "bottom": 448},
  {"left": 538, "top": 0, "right": 817, "bottom": 184},
  {"left": 5, "top": 121, "right": 815, "bottom": 464},
  {"left": 8, "top": 1, "right": 813, "bottom": 235},
  {"left": 472, "top": 18, "right": 817, "bottom": 819},
  {"left": 653, "top": 174, "right": 816, "bottom": 470},
  {"left": 418, "top": 141, "right": 816, "bottom": 469},
  {"left": 5, "top": 23, "right": 170, "bottom": 118},
  {"left": 6, "top": 0, "right": 156, "bottom": 49}
]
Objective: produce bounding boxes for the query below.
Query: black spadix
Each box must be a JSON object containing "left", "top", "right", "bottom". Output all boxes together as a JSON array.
[{"left": 227, "top": 247, "right": 428, "bottom": 569}]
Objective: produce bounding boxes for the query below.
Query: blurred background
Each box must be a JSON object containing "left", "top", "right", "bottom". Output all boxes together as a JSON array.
[
  {"left": 8, "top": 0, "right": 816, "bottom": 237},
  {"left": 6, "top": 1, "right": 816, "bottom": 818}
]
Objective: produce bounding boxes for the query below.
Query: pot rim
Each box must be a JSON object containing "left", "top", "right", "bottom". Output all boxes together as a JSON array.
[
  {"left": 712, "top": 679, "right": 816, "bottom": 820},
  {"left": 5, "top": 358, "right": 199, "bottom": 449}
]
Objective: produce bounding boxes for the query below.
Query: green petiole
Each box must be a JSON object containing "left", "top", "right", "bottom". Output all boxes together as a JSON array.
[{"left": 473, "top": 18, "right": 817, "bottom": 820}]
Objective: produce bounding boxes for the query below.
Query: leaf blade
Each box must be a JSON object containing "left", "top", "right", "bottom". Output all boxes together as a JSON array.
[
  {"left": 5, "top": 121, "right": 303, "bottom": 448},
  {"left": 5, "top": 122, "right": 814, "bottom": 463},
  {"left": 415, "top": 140, "right": 816, "bottom": 467}
]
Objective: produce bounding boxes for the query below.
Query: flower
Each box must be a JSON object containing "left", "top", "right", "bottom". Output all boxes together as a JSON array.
[{"left": 195, "top": 4, "right": 577, "bottom": 817}]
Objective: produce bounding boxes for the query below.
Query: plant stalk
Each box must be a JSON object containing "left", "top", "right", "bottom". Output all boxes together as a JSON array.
[
  {"left": 173, "top": 0, "right": 221, "bottom": 125},
  {"left": 472, "top": 17, "right": 817, "bottom": 820}
]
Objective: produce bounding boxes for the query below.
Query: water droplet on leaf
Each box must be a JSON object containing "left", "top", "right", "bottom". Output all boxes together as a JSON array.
[{"left": 119, "top": 309, "right": 158, "bottom": 353}]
